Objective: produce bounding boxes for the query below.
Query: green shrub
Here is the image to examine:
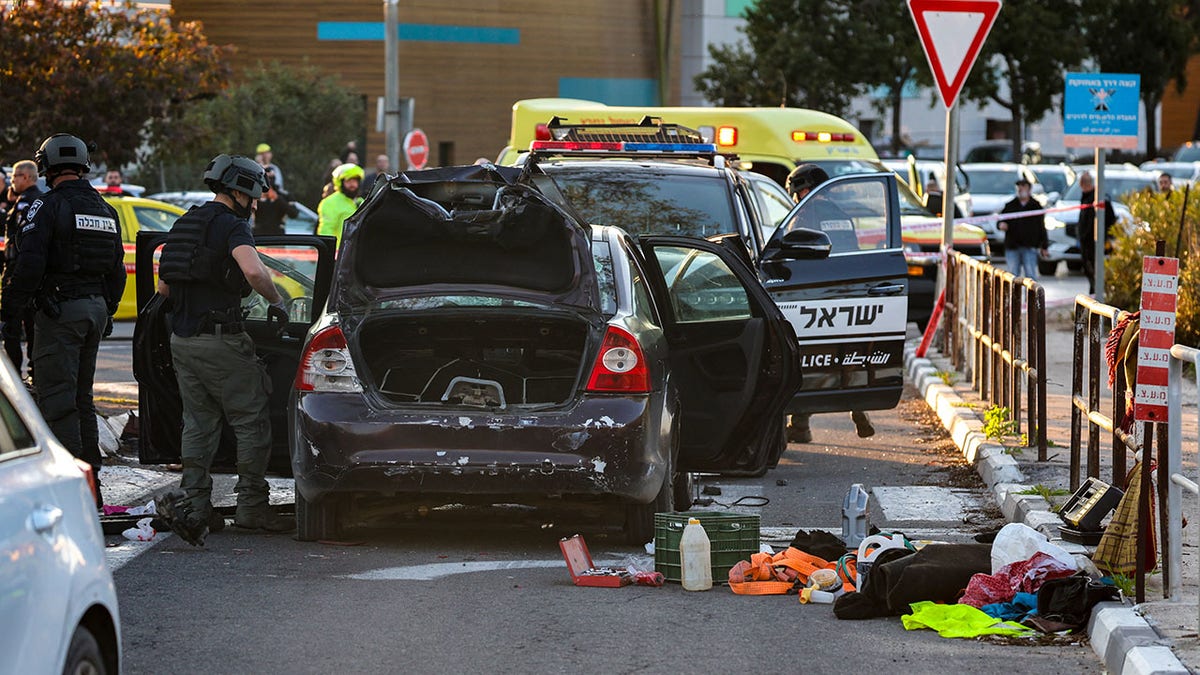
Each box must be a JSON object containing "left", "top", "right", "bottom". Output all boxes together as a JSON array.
[
  {"left": 1107, "top": 189, "right": 1199, "bottom": 347},
  {"left": 983, "top": 405, "right": 1019, "bottom": 439}
]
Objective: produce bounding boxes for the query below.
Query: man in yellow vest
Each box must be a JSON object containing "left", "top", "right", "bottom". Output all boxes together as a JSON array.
[{"left": 317, "top": 163, "right": 363, "bottom": 250}]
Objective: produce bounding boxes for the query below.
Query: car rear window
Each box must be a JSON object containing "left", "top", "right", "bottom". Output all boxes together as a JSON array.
[
  {"left": 1063, "top": 176, "right": 1155, "bottom": 202},
  {"left": 545, "top": 167, "right": 736, "bottom": 238},
  {"left": 965, "top": 169, "right": 1021, "bottom": 194}
]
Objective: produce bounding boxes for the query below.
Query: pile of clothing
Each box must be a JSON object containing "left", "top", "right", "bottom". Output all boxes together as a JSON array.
[{"left": 731, "top": 523, "right": 1119, "bottom": 639}]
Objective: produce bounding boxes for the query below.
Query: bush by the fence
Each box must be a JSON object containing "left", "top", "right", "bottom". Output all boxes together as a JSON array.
[{"left": 1107, "top": 187, "right": 1198, "bottom": 347}]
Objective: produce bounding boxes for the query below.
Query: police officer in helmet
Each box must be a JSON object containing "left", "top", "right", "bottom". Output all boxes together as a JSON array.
[
  {"left": 3, "top": 133, "right": 125, "bottom": 507},
  {"left": 155, "top": 154, "right": 292, "bottom": 545}
]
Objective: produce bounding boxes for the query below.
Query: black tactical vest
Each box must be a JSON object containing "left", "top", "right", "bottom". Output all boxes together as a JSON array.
[
  {"left": 44, "top": 186, "right": 121, "bottom": 290},
  {"left": 159, "top": 204, "right": 250, "bottom": 295}
]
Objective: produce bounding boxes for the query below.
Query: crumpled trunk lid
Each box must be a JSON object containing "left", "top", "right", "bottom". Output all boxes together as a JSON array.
[{"left": 332, "top": 164, "right": 601, "bottom": 315}]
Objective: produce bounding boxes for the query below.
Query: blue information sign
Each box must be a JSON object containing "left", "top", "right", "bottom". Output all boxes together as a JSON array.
[{"left": 1063, "top": 73, "right": 1140, "bottom": 149}]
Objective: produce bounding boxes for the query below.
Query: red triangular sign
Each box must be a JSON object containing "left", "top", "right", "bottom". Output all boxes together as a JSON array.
[{"left": 908, "top": 0, "right": 1002, "bottom": 109}]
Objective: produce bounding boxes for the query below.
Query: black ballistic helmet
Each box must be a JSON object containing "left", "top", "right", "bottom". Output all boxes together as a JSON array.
[
  {"left": 35, "top": 133, "right": 91, "bottom": 177},
  {"left": 203, "top": 154, "right": 269, "bottom": 199},
  {"left": 786, "top": 163, "right": 830, "bottom": 200}
]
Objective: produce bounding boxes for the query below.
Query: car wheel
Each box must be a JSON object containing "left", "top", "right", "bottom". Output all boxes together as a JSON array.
[
  {"left": 296, "top": 490, "right": 340, "bottom": 542},
  {"left": 624, "top": 451, "right": 674, "bottom": 546},
  {"left": 63, "top": 625, "right": 106, "bottom": 675},
  {"left": 1037, "top": 260, "right": 1059, "bottom": 277}
]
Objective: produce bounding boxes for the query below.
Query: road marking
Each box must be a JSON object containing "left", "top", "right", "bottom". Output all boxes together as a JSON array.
[
  {"left": 107, "top": 534, "right": 173, "bottom": 572},
  {"left": 343, "top": 558, "right": 623, "bottom": 581}
]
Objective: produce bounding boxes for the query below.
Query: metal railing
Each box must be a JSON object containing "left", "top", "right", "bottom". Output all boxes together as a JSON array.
[
  {"left": 1166, "top": 345, "right": 1199, "bottom": 615},
  {"left": 1069, "top": 295, "right": 1140, "bottom": 489},
  {"left": 943, "top": 251, "right": 1048, "bottom": 459}
]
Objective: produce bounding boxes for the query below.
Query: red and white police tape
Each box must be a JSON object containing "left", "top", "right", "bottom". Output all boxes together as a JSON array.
[
  {"left": 903, "top": 201, "right": 1109, "bottom": 233},
  {"left": 1133, "top": 255, "right": 1180, "bottom": 423}
]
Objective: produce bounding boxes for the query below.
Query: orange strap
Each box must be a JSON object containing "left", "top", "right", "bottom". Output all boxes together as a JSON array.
[{"left": 729, "top": 547, "right": 842, "bottom": 596}]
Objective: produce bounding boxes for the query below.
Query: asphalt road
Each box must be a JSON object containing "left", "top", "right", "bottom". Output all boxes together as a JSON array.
[{"left": 100, "top": 392, "right": 1100, "bottom": 673}]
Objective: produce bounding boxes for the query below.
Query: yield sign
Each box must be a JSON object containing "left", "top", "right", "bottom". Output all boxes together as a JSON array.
[{"left": 908, "top": 0, "right": 1002, "bottom": 109}]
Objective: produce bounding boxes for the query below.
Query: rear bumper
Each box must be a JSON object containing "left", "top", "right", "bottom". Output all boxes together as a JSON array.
[{"left": 290, "top": 391, "right": 670, "bottom": 504}]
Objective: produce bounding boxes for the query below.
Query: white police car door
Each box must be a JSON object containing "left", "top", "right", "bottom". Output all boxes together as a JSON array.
[
  {"left": 132, "top": 231, "right": 337, "bottom": 470},
  {"left": 757, "top": 172, "right": 908, "bottom": 414}
]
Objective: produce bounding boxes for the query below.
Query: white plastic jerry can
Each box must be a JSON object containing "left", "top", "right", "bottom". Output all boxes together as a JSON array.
[
  {"left": 842, "top": 483, "right": 870, "bottom": 549},
  {"left": 680, "top": 517, "right": 713, "bottom": 591}
]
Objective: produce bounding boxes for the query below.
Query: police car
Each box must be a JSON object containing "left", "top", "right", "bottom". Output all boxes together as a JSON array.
[{"left": 515, "top": 120, "right": 908, "bottom": 418}]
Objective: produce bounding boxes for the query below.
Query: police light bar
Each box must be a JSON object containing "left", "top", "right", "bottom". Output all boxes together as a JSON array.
[{"left": 529, "top": 140, "right": 718, "bottom": 154}]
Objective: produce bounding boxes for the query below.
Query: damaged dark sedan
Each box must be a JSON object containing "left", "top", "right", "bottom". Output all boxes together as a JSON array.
[{"left": 134, "top": 165, "right": 803, "bottom": 544}]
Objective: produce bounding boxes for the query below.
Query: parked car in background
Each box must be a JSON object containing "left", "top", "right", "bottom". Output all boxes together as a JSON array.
[
  {"left": 0, "top": 352, "right": 121, "bottom": 674},
  {"left": 964, "top": 140, "right": 1043, "bottom": 164},
  {"left": 1172, "top": 141, "right": 1200, "bottom": 162},
  {"left": 149, "top": 190, "right": 319, "bottom": 235},
  {"left": 881, "top": 157, "right": 974, "bottom": 217},
  {"left": 959, "top": 163, "right": 1044, "bottom": 253},
  {"left": 1138, "top": 161, "right": 1200, "bottom": 185},
  {"left": 1041, "top": 168, "right": 1152, "bottom": 276},
  {"left": 1026, "top": 164, "right": 1077, "bottom": 205}
]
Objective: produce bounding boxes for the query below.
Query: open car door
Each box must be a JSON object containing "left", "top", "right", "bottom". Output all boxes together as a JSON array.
[
  {"left": 757, "top": 172, "right": 908, "bottom": 415},
  {"left": 638, "top": 236, "right": 801, "bottom": 476},
  {"left": 132, "top": 232, "right": 336, "bottom": 472}
]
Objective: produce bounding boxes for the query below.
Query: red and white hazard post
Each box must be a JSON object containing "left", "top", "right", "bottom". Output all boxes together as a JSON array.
[{"left": 1133, "top": 255, "right": 1180, "bottom": 423}]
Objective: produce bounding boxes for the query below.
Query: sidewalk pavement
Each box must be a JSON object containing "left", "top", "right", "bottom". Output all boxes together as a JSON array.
[{"left": 906, "top": 273, "right": 1200, "bottom": 674}]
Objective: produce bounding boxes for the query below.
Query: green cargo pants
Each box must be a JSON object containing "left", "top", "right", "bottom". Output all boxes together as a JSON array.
[
  {"left": 169, "top": 331, "right": 272, "bottom": 520},
  {"left": 33, "top": 296, "right": 108, "bottom": 473}
]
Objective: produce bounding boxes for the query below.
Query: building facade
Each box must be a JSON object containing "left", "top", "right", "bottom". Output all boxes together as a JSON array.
[{"left": 172, "top": 0, "right": 680, "bottom": 168}]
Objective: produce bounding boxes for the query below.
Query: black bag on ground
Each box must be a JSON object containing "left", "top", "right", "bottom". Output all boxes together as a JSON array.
[
  {"left": 789, "top": 529, "right": 848, "bottom": 562},
  {"left": 834, "top": 544, "right": 992, "bottom": 620},
  {"left": 1036, "top": 574, "right": 1120, "bottom": 628}
]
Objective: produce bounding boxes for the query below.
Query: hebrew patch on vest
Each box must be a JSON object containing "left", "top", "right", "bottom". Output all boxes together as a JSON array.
[{"left": 75, "top": 214, "right": 118, "bottom": 234}]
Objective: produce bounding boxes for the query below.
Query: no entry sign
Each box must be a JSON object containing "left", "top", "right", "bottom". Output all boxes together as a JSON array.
[
  {"left": 1133, "top": 255, "right": 1180, "bottom": 423},
  {"left": 404, "top": 128, "right": 429, "bottom": 170}
]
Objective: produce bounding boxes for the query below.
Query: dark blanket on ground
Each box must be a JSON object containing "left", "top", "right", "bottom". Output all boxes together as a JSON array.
[{"left": 834, "top": 544, "right": 992, "bottom": 620}]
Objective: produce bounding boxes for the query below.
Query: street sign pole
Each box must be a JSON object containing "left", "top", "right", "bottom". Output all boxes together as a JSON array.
[
  {"left": 1095, "top": 149, "right": 1106, "bottom": 302},
  {"left": 936, "top": 103, "right": 959, "bottom": 300},
  {"left": 383, "top": 0, "right": 400, "bottom": 172},
  {"left": 907, "top": 0, "right": 1001, "bottom": 297}
]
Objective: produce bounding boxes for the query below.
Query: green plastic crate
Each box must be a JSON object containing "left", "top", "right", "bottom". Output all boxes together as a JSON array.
[{"left": 654, "top": 511, "right": 760, "bottom": 584}]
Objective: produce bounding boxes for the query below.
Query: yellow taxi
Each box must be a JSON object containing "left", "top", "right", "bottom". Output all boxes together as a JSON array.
[{"left": 102, "top": 195, "right": 186, "bottom": 319}]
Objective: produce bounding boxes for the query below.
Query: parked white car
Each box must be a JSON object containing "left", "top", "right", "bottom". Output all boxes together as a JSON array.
[{"left": 0, "top": 354, "right": 121, "bottom": 674}]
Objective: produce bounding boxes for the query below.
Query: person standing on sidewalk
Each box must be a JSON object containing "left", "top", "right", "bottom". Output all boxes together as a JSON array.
[
  {"left": 998, "top": 177, "right": 1048, "bottom": 279},
  {"left": 4, "top": 134, "right": 125, "bottom": 508},
  {"left": 1076, "top": 172, "right": 1117, "bottom": 295},
  {"left": 1, "top": 159, "right": 43, "bottom": 382},
  {"left": 155, "top": 154, "right": 292, "bottom": 545}
]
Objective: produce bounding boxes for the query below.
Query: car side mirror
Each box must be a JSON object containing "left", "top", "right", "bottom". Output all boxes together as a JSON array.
[
  {"left": 764, "top": 227, "right": 832, "bottom": 261},
  {"left": 1047, "top": 191, "right": 1060, "bottom": 205}
]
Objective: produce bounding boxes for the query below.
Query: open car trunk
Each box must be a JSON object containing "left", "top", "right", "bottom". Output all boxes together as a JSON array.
[{"left": 354, "top": 311, "right": 595, "bottom": 409}]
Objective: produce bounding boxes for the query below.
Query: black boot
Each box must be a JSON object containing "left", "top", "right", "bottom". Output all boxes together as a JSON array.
[
  {"left": 155, "top": 489, "right": 208, "bottom": 547},
  {"left": 787, "top": 414, "right": 813, "bottom": 444},
  {"left": 852, "top": 410, "right": 875, "bottom": 438}
]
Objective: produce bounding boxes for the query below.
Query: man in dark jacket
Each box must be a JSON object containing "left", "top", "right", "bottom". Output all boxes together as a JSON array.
[
  {"left": 1076, "top": 171, "right": 1117, "bottom": 294},
  {"left": 1, "top": 160, "right": 42, "bottom": 380},
  {"left": 253, "top": 168, "right": 299, "bottom": 236},
  {"left": 998, "top": 177, "right": 1048, "bottom": 279}
]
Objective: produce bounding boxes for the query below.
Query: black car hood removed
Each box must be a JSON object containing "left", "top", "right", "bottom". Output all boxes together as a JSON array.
[{"left": 333, "top": 164, "right": 601, "bottom": 313}]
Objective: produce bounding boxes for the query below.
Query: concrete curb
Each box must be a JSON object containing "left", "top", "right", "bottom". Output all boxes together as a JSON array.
[{"left": 904, "top": 343, "right": 1190, "bottom": 675}]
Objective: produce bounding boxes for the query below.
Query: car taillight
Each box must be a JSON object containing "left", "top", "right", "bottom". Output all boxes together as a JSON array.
[
  {"left": 586, "top": 326, "right": 650, "bottom": 393},
  {"left": 295, "top": 325, "right": 363, "bottom": 393},
  {"left": 74, "top": 458, "right": 97, "bottom": 504}
]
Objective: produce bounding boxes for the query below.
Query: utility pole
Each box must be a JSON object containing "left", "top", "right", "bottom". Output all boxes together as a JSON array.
[{"left": 384, "top": 0, "right": 401, "bottom": 172}]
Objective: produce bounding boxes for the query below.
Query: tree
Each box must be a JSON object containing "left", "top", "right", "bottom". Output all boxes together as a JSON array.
[
  {"left": 694, "top": 0, "right": 864, "bottom": 116},
  {"left": 141, "top": 61, "right": 365, "bottom": 208},
  {"left": 1082, "top": 0, "right": 1200, "bottom": 156},
  {"left": 959, "top": 0, "right": 1087, "bottom": 159},
  {"left": 850, "top": 0, "right": 933, "bottom": 156},
  {"left": 0, "top": 0, "right": 228, "bottom": 165}
]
